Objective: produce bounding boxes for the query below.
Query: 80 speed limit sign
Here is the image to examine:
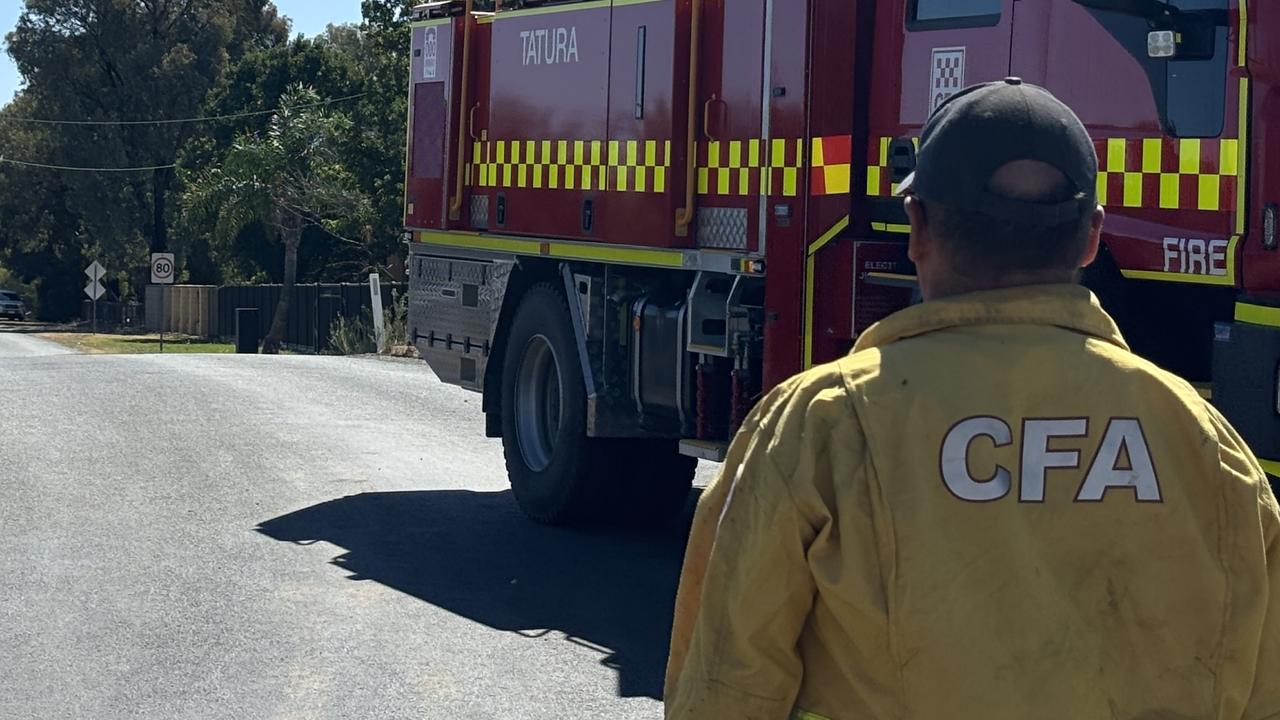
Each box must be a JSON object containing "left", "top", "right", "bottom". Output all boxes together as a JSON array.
[{"left": 151, "top": 253, "right": 176, "bottom": 285}]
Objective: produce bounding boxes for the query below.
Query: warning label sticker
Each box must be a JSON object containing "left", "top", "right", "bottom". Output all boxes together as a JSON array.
[{"left": 424, "top": 26, "right": 439, "bottom": 80}]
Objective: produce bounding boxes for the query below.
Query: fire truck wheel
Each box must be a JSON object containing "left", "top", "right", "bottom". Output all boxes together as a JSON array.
[
  {"left": 500, "top": 285, "right": 698, "bottom": 527},
  {"left": 501, "top": 284, "right": 600, "bottom": 525}
]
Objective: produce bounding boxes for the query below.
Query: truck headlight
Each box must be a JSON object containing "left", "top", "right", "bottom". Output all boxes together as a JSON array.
[{"left": 1148, "top": 30, "right": 1178, "bottom": 59}]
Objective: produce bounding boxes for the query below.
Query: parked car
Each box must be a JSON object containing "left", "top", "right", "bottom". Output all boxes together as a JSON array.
[{"left": 0, "top": 291, "right": 27, "bottom": 321}]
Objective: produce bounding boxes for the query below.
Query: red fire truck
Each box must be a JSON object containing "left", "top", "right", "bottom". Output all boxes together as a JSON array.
[{"left": 404, "top": 0, "right": 1279, "bottom": 525}]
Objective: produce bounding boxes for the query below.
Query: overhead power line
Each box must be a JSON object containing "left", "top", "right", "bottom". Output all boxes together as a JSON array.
[
  {"left": 0, "top": 92, "right": 371, "bottom": 172},
  {"left": 0, "top": 157, "right": 178, "bottom": 172},
  {"left": 0, "top": 92, "right": 367, "bottom": 126}
]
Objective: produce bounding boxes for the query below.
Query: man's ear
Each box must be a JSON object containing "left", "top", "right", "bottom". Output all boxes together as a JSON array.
[
  {"left": 1079, "top": 205, "right": 1105, "bottom": 268},
  {"left": 905, "top": 196, "right": 929, "bottom": 265}
]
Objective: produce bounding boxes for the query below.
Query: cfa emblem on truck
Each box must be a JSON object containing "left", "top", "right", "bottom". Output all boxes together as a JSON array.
[
  {"left": 1163, "top": 236, "right": 1229, "bottom": 276},
  {"left": 520, "top": 27, "right": 580, "bottom": 66}
]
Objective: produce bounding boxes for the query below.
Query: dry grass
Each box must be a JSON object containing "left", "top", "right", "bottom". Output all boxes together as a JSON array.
[{"left": 39, "top": 333, "right": 235, "bottom": 355}]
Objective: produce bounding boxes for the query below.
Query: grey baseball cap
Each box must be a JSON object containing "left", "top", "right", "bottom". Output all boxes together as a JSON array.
[{"left": 897, "top": 77, "right": 1098, "bottom": 226}]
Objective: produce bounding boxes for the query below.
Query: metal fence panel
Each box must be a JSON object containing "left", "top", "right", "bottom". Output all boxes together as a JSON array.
[{"left": 81, "top": 300, "right": 144, "bottom": 328}]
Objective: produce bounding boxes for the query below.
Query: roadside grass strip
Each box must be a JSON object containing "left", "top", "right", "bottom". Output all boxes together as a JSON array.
[{"left": 39, "top": 333, "right": 235, "bottom": 355}]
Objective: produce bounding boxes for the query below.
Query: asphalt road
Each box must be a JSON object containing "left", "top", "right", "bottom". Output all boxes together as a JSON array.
[
  {"left": 0, "top": 332, "right": 716, "bottom": 720},
  {"left": 0, "top": 326, "right": 74, "bottom": 357}
]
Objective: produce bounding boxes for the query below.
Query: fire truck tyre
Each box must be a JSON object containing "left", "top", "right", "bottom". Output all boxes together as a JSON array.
[{"left": 501, "top": 284, "right": 600, "bottom": 525}]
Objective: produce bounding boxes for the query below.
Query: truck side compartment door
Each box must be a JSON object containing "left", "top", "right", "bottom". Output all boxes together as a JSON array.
[
  {"left": 486, "top": 2, "right": 613, "bottom": 241},
  {"left": 693, "top": 0, "right": 768, "bottom": 253},
  {"left": 603, "top": 0, "right": 690, "bottom": 248},
  {"left": 406, "top": 18, "right": 465, "bottom": 230}
]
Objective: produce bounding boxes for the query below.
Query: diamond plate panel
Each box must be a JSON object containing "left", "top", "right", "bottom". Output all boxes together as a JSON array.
[
  {"left": 696, "top": 207, "right": 748, "bottom": 249},
  {"left": 408, "top": 255, "right": 512, "bottom": 391},
  {"left": 470, "top": 195, "right": 489, "bottom": 229}
]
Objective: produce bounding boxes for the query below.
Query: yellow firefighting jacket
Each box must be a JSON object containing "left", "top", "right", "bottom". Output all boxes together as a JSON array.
[{"left": 666, "top": 283, "right": 1280, "bottom": 720}]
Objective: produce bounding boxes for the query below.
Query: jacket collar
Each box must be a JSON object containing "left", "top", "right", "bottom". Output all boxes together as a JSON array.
[{"left": 852, "top": 283, "right": 1130, "bottom": 353}]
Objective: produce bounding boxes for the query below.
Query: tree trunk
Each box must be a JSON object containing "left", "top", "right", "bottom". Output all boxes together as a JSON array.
[{"left": 262, "top": 219, "right": 301, "bottom": 354}]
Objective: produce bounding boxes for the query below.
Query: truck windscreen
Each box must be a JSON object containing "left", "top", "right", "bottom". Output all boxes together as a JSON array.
[{"left": 1165, "top": 0, "right": 1229, "bottom": 138}]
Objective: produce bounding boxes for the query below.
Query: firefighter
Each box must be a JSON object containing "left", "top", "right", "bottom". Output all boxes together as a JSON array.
[{"left": 665, "top": 79, "right": 1280, "bottom": 720}]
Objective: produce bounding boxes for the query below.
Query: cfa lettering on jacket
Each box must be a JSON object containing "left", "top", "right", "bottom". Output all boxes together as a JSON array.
[{"left": 940, "top": 416, "right": 1161, "bottom": 503}]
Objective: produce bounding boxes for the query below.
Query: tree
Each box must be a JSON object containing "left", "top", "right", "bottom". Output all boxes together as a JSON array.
[
  {"left": 2, "top": 2, "right": 413, "bottom": 313},
  {"left": 178, "top": 7, "right": 415, "bottom": 287},
  {"left": 0, "top": 95, "right": 88, "bottom": 320},
  {"left": 1, "top": 0, "right": 287, "bottom": 310},
  {"left": 8, "top": 0, "right": 288, "bottom": 249},
  {"left": 176, "top": 32, "right": 367, "bottom": 284},
  {"left": 182, "top": 84, "right": 370, "bottom": 353},
  {"left": 355, "top": 1, "right": 416, "bottom": 278}
]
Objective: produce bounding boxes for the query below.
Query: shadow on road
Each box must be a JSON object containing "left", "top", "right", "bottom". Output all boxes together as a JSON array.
[{"left": 255, "top": 489, "right": 700, "bottom": 699}]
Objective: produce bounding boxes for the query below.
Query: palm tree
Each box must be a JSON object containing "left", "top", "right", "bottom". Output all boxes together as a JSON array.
[{"left": 183, "top": 84, "right": 370, "bottom": 353}]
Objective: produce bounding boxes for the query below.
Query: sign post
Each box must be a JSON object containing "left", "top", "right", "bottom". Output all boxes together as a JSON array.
[
  {"left": 84, "top": 261, "right": 106, "bottom": 334},
  {"left": 151, "top": 253, "right": 176, "bottom": 353},
  {"left": 369, "top": 272, "right": 386, "bottom": 353}
]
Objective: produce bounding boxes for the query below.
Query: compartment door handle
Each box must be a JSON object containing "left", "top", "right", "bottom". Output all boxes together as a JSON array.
[{"left": 703, "top": 94, "right": 724, "bottom": 141}]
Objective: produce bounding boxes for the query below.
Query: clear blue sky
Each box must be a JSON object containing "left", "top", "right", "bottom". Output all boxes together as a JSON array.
[{"left": 0, "top": 0, "right": 363, "bottom": 107}]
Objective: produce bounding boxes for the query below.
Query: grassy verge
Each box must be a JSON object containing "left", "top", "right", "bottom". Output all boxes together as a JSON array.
[{"left": 39, "top": 333, "right": 235, "bottom": 355}]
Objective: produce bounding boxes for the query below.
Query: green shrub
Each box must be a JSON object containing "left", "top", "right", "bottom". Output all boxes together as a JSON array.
[
  {"left": 383, "top": 290, "right": 409, "bottom": 349},
  {"left": 328, "top": 310, "right": 376, "bottom": 355},
  {"left": 326, "top": 292, "right": 409, "bottom": 355}
]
